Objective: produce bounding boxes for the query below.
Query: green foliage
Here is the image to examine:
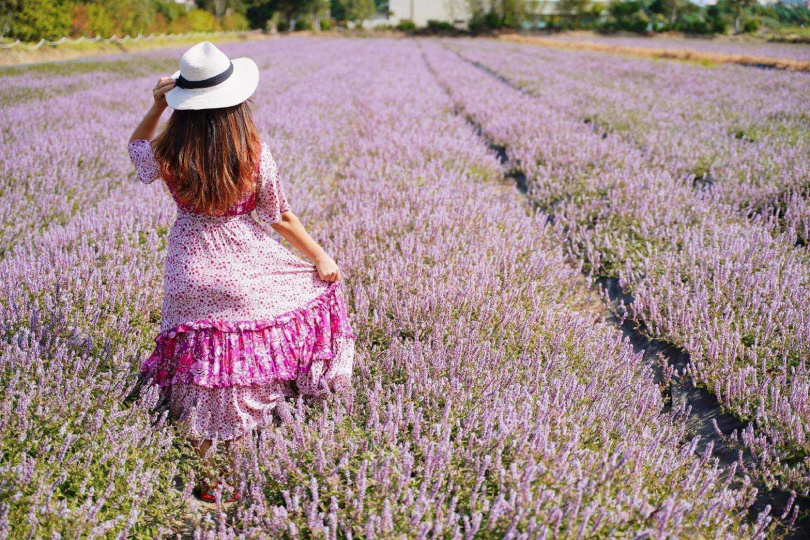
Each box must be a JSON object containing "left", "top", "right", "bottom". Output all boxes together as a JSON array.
[
  {"left": 187, "top": 8, "right": 218, "bottom": 31},
  {"left": 717, "top": 0, "right": 756, "bottom": 32},
  {"left": 761, "top": 2, "right": 810, "bottom": 26},
  {"left": 601, "top": 1, "right": 651, "bottom": 33},
  {"left": 765, "top": 24, "right": 810, "bottom": 43},
  {"left": 427, "top": 19, "right": 454, "bottom": 32},
  {"left": 265, "top": 0, "right": 327, "bottom": 25},
  {"left": 674, "top": 11, "right": 712, "bottom": 34},
  {"left": 245, "top": 0, "right": 277, "bottom": 29},
  {"left": 70, "top": 3, "right": 116, "bottom": 37},
  {"left": 396, "top": 18, "right": 416, "bottom": 31},
  {"left": 587, "top": 0, "right": 805, "bottom": 35},
  {"left": 2, "top": 0, "right": 73, "bottom": 41},
  {"left": 594, "top": 0, "right": 748, "bottom": 34},
  {"left": 98, "top": 0, "right": 155, "bottom": 36},
  {"left": 221, "top": 11, "right": 250, "bottom": 30},
  {"left": 331, "top": 0, "right": 375, "bottom": 22},
  {"left": 293, "top": 16, "right": 312, "bottom": 30},
  {"left": 648, "top": 0, "right": 685, "bottom": 26},
  {"left": 0, "top": 0, "right": 253, "bottom": 41},
  {"left": 468, "top": 10, "right": 505, "bottom": 33},
  {"left": 152, "top": 0, "right": 186, "bottom": 21},
  {"left": 702, "top": 4, "right": 729, "bottom": 33},
  {"left": 4, "top": 0, "right": 803, "bottom": 41},
  {"left": 556, "top": 0, "right": 593, "bottom": 29},
  {"left": 609, "top": 0, "right": 642, "bottom": 19},
  {"left": 502, "top": 0, "right": 524, "bottom": 26},
  {"left": 195, "top": 0, "right": 247, "bottom": 18},
  {"left": 467, "top": 0, "right": 535, "bottom": 32},
  {"left": 742, "top": 17, "right": 758, "bottom": 33},
  {"left": 167, "top": 8, "right": 219, "bottom": 33},
  {"left": 711, "top": 16, "right": 728, "bottom": 33}
]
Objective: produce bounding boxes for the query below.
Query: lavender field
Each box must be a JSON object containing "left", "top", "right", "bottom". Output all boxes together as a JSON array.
[{"left": 1, "top": 37, "right": 809, "bottom": 538}]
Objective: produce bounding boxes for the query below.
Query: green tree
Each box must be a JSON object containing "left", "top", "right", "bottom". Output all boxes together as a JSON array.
[
  {"left": 197, "top": 0, "right": 247, "bottom": 20},
  {"left": 556, "top": 0, "right": 591, "bottom": 28},
  {"left": 283, "top": 0, "right": 324, "bottom": 22},
  {"left": 70, "top": 3, "right": 116, "bottom": 37},
  {"left": 245, "top": 0, "right": 275, "bottom": 29},
  {"left": 0, "top": 0, "right": 18, "bottom": 36},
  {"left": 221, "top": 12, "right": 250, "bottom": 29},
  {"left": 497, "top": 0, "right": 520, "bottom": 26},
  {"left": 94, "top": 0, "right": 154, "bottom": 36},
  {"left": 605, "top": 0, "right": 651, "bottom": 33},
  {"left": 245, "top": 0, "right": 326, "bottom": 30},
  {"left": 658, "top": 0, "right": 682, "bottom": 26},
  {"left": 724, "top": 0, "right": 756, "bottom": 33},
  {"left": 466, "top": 0, "right": 531, "bottom": 29},
  {"left": 169, "top": 8, "right": 219, "bottom": 32},
  {"left": 1, "top": 0, "right": 73, "bottom": 41},
  {"left": 331, "top": 0, "right": 375, "bottom": 22}
]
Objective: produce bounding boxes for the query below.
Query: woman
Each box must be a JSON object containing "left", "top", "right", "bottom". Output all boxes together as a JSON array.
[{"left": 127, "top": 42, "right": 355, "bottom": 502}]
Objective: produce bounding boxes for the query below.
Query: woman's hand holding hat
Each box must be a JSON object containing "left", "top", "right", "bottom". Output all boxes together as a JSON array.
[{"left": 152, "top": 77, "right": 176, "bottom": 109}]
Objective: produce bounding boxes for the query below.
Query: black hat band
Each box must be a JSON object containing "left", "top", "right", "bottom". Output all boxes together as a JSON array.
[{"left": 174, "top": 62, "right": 234, "bottom": 89}]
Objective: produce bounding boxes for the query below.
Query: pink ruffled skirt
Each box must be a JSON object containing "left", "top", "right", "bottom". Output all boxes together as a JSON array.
[{"left": 141, "top": 210, "right": 356, "bottom": 441}]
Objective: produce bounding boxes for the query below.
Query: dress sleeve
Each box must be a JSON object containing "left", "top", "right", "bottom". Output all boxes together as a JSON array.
[
  {"left": 127, "top": 139, "right": 160, "bottom": 184},
  {"left": 254, "top": 142, "right": 291, "bottom": 224}
]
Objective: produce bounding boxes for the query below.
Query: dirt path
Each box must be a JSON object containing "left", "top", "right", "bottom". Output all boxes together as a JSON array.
[
  {"left": 0, "top": 33, "right": 275, "bottom": 68},
  {"left": 499, "top": 34, "right": 810, "bottom": 72}
]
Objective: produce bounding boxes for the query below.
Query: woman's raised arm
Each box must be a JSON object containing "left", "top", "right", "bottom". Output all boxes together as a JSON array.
[{"left": 128, "top": 77, "right": 174, "bottom": 144}]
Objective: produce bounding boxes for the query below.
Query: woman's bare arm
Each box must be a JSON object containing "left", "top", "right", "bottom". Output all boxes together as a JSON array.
[
  {"left": 271, "top": 211, "right": 341, "bottom": 282},
  {"left": 128, "top": 77, "right": 174, "bottom": 144}
]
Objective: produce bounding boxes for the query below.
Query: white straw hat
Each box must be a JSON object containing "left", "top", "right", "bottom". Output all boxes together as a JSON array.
[{"left": 166, "top": 41, "right": 259, "bottom": 110}]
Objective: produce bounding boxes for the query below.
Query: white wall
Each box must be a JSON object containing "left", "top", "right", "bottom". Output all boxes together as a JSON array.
[{"left": 388, "top": 0, "right": 470, "bottom": 27}]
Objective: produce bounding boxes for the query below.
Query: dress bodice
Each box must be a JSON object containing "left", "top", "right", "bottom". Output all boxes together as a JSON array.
[
  {"left": 164, "top": 173, "right": 258, "bottom": 217},
  {"left": 127, "top": 138, "right": 290, "bottom": 222}
]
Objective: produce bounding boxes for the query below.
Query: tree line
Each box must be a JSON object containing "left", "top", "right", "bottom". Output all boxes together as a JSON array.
[
  {"left": 1, "top": 0, "right": 808, "bottom": 42},
  {"left": 0, "top": 0, "right": 384, "bottom": 42},
  {"left": 468, "top": 0, "right": 810, "bottom": 36},
  {"left": 549, "top": 0, "right": 810, "bottom": 36}
]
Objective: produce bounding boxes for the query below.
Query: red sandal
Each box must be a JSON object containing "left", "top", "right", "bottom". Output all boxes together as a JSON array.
[{"left": 196, "top": 479, "right": 240, "bottom": 503}]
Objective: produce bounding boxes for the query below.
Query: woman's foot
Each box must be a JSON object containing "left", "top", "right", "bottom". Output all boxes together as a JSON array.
[
  {"left": 195, "top": 478, "right": 240, "bottom": 503},
  {"left": 195, "top": 483, "right": 217, "bottom": 503}
]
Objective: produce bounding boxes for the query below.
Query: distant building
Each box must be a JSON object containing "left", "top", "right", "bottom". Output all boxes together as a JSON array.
[
  {"left": 385, "top": 0, "right": 561, "bottom": 28},
  {"left": 387, "top": 0, "right": 471, "bottom": 27}
]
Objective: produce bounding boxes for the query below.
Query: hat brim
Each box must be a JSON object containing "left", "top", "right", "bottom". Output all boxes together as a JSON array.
[{"left": 166, "top": 57, "right": 259, "bottom": 111}]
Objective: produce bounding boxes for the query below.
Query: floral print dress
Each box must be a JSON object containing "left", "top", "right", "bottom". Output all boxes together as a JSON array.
[{"left": 128, "top": 139, "right": 355, "bottom": 442}]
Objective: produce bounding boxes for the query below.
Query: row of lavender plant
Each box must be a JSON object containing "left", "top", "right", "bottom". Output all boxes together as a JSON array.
[
  {"left": 193, "top": 39, "right": 785, "bottom": 537},
  {"left": 446, "top": 39, "right": 810, "bottom": 243},
  {"left": 421, "top": 40, "right": 810, "bottom": 495},
  {"left": 0, "top": 38, "right": 344, "bottom": 537},
  {"left": 545, "top": 34, "right": 810, "bottom": 62}
]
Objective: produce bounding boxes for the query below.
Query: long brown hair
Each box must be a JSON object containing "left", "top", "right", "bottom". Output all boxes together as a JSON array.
[{"left": 152, "top": 101, "right": 261, "bottom": 215}]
